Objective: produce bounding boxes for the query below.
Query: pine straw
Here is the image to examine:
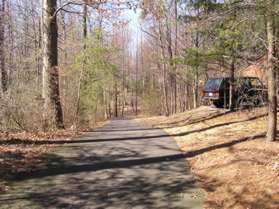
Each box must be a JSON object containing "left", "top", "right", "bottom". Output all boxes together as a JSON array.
[{"left": 136, "top": 106, "right": 279, "bottom": 209}]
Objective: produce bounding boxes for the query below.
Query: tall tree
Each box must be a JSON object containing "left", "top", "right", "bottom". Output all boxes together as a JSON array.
[
  {"left": 265, "top": 0, "right": 277, "bottom": 142},
  {"left": 42, "top": 0, "right": 64, "bottom": 129},
  {"left": 74, "top": 3, "right": 88, "bottom": 127},
  {"left": 0, "top": 0, "right": 7, "bottom": 94},
  {"left": 174, "top": 0, "right": 178, "bottom": 113}
]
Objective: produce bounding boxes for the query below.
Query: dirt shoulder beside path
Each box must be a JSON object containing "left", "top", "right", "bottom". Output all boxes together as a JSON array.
[
  {"left": 0, "top": 130, "right": 79, "bottom": 193},
  {"left": 136, "top": 106, "right": 279, "bottom": 209}
]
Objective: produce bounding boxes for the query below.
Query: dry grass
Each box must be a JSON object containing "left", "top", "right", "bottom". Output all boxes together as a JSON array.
[{"left": 136, "top": 106, "right": 279, "bottom": 209}]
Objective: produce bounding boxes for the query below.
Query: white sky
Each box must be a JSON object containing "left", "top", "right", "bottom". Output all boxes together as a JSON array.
[{"left": 124, "top": 8, "right": 142, "bottom": 54}]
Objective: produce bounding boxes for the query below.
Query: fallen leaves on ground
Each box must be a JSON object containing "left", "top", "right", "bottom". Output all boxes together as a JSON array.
[
  {"left": 0, "top": 120, "right": 109, "bottom": 193},
  {"left": 136, "top": 106, "right": 279, "bottom": 209},
  {"left": 0, "top": 129, "right": 80, "bottom": 193}
]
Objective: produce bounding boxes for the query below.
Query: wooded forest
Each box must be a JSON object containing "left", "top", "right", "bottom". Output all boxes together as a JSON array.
[
  {"left": 0, "top": 0, "right": 278, "bottom": 142},
  {"left": 1, "top": 1, "right": 279, "bottom": 208}
]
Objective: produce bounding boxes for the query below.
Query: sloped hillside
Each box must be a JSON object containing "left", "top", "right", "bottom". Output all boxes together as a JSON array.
[{"left": 137, "top": 106, "right": 279, "bottom": 209}]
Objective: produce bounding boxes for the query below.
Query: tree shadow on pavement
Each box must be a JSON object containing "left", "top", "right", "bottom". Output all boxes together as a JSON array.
[
  {"left": 0, "top": 131, "right": 267, "bottom": 209},
  {"left": 0, "top": 116, "right": 272, "bottom": 209},
  {"left": 1, "top": 147, "right": 200, "bottom": 209},
  {"left": 0, "top": 114, "right": 266, "bottom": 146},
  {"left": 7, "top": 133, "right": 265, "bottom": 181}
]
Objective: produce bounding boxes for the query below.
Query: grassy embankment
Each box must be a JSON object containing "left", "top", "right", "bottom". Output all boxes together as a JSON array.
[{"left": 137, "top": 106, "right": 279, "bottom": 209}]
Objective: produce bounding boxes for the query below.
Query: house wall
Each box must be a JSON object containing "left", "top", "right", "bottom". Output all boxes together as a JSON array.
[{"left": 240, "top": 64, "right": 267, "bottom": 85}]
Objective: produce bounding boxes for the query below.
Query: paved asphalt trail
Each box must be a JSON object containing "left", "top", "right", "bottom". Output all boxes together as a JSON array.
[{"left": 0, "top": 120, "right": 204, "bottom": 209}]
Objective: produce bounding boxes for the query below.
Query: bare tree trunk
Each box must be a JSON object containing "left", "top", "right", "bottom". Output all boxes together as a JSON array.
[
  {"left": 74, "top": 3, "right": 87, "bottom": 127},
  {"left": 229, "top": 57, "right": 235, "bottom": 111},
  {"left": 108, "top": 91, "right": 112, "bottom": 118},
  {"left": 174, "top": 0, "right": 178, "bottom": 113},
  {"left": 165, "top": 15, "right": 175, "bottom": 114},
  {"left": 193, "top": 32, "right": 200, "bottom": 109},
  {"left": 114, "top": 82, "right": 118, "bottom": 117},
  {"left": 266, "top": 0, "right": 277, "bottom": 142},
  {"left": 59, "top": 0, "right": 67, "bottom": 61},
  {"left": 135, "top": 45, "right": 139, "bottom": 116},
  {"left": 193, "top": 69, "right": 199, "bottom": 109},
  {"left": 7, "top": 0, "right": 13, "bottom": 87},
  {"left": 42, "top": 0, "right": 64, "bottom": 129},
  {"left": 121, "top": 28, "right": 126, "bottom": 117},
  {"left": 187, "top": 84, "right": 191, "bottom": 110},
  {"left": 159, "top": 22, "right": 170, "bottom": 116},
  {"left": 0, "top": 0, "right": 7, "bottom": 94},
  {"left": 36, "top": 17, "right": 42, "bottom": 87},
  {"left": 140, "top": 33, "right": 145, "bottom": 99}
]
